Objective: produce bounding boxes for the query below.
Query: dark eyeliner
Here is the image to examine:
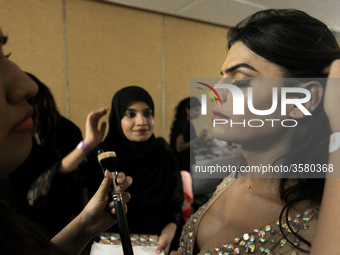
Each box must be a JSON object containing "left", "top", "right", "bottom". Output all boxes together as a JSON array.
[{"left": 232, "top": 78, "right": 254, "bottom": 86}]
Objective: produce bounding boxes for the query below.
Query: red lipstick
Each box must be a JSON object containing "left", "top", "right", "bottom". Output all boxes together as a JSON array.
[
  {"left": 136, "top": 129, "right": 148, "bottom": 134},
  {"left": 13, "top": 109, "right": 34, "bottom": 133},
  {"left": 211, "top": 109, "right": 229, "bottom": 121}
]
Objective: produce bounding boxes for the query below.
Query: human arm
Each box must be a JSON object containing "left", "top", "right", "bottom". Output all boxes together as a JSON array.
[
  {"left": 181, "top": 170, "right": 193, "bottom": 212},
  {"left": 156, "top": 222, "right": 177, "bottom": 255},
  {"left": 58, "top": 107, "right": 108, "bottom": 174},
  {"left": 157, "top": 138, "right": 184, "bottom": 254},
  {"left": 169, "top": 249, "right": 182, "bottom": 255},
  {"left": 310, "top": 60, "right": 340, "bottom": 254},
  {"left": 27, "top": 107, "right": 109, "bottom": 208},
  {"left": 51, "top": 170, "right": 132, "bottom": 255}
]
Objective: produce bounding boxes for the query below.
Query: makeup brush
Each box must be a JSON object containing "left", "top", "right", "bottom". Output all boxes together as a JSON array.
[
  {"left": 98, "top": 150, "right": 134, "bottom": 255},
  {"left": 98, "top": 150, "right": 118, "bottom": 192}
]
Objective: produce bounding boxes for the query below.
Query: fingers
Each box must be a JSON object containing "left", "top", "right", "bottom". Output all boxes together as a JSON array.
[
  {"left": 156, "top": 236, "right": 170, "bottom": 254},
  {"left": 87, "top": 107, "right": 107, "bottom": 125},
  {"left": 324, "top": 61, "right": 340, "bottom": 131},
  {"left": 169, "top": 248, "right": 182, "bottom": 255},
  {"left": 108, "top": 193, "right": 131, "bottom": 206},
  {"left": 92, "top": 170, "right": 113, "bottom": 201},
  {"left": 99, "top": 121, "right": 107, "bottom": 134},
  {"left": 110, "top": 204, "right": 128, "bottom": 215},
  {"left": 91, "top": 107, "right": 109, "bottom": 118},
  {"left": 116, "top": 173, "right": 133, "bottom": 193},
  {"left": 106, "top": 172, "right": 132, "bottom": 215},
  {"left": 85, "top": 107, "right": 109, "bottom": 146},
  {"left": 156, "top": 244, "right": 169, "bottom": 254},
  {"left": 88, "top": 108, "right": 108, "bottom": 130},
  {"left": 116, "top": 172, "right": 126, "bottom": 183},
  {"left": 107, "top": 193, "right": 131, "bottom": 207},
  {"left": 121, "top": 192, "right": 131, "bottom": 203},
  {"left": 107, "top": 192, "right": 131, "bottom": 214},
  {"left": 328, "top": 59, "right": 340, "bottom": 78},
  {"left": 156, "top": 242, "right": 165, "bottom": 254}
]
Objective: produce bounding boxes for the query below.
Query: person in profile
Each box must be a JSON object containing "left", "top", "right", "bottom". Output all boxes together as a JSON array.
[
  {"left": 171, "top": 9, "right": 340, "bottom": 255},
  {"left": 0, "top": 72, "right": 84, "bottom": 238},
  {"left": 0, "top": 28, "right": 131, "bottom": 255}
]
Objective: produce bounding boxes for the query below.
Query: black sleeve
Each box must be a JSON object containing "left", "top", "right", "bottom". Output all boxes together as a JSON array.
[
  {"left": 175, "top": 120, "right": 191, "bottom": 143},
  {"left": 27, "top": 159, "right": 84, "bottom": 216},
  {"left": 55, "top": 115, "right": 83, "bottom": 155},
  {"left": 158, "top": 138, "right": 184, "bottom": 226}
]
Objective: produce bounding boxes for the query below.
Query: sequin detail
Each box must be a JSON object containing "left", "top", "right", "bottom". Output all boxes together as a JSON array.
[
  {"left": 303, "top": 210, "right": 313, "bottom": 222},
  {"left": 179, "top": 175, "right": 319, "bottom": 255}
]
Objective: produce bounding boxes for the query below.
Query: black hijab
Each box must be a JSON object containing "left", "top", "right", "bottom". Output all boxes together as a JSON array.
[
  {"left": 102, "top": 86, "right": 158, "bottom": 180},
  {"left": 96, "top": 86, "right": 180, "bottom": 234}
]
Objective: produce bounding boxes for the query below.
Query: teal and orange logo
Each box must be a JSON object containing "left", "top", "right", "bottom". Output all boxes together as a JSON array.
[{"left": 196, "top": 82, "right": 222, "bottom": 115}]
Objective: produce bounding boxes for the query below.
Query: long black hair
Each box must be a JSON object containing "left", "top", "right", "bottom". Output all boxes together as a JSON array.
[
  {"left": 26, "top": 73, "right": 61, "bottom": 156},
  {"left": 169, "top": 97, "right": 201, "bottom": 149},
  {"left": 228, "top": 9, "right": 340, "bottom": 251}
]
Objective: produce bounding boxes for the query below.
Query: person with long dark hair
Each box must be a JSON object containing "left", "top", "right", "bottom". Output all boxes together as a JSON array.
[
  {"left": 170, "top": 97, "right": 207, "bottom": 173},
  {"left": 173, "top": 9, "right": 340, "bottom": 255},
  {"left": 0, "top": 73, "right": 85, "bottom": 239},
  {"left": 0, "top": 28, "right": 132, "bottom": 255},
  {"left": 170, "top": 97, "right": 207, "bottom": 222}
]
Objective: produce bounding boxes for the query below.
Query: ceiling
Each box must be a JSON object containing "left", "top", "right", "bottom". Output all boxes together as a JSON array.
[{"left": 97, "top": 0, "right": 340, "bottom": 32}]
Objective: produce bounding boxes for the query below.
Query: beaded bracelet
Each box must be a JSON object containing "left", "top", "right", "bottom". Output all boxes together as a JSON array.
[
  {"left": 77, "top": 140, "right": 92, "bottom": 155},
  {"left": 329, "top": 130, "right": 340, "bottom": 153}
]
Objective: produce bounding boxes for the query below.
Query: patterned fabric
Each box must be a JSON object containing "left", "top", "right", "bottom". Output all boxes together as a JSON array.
[
  {"left": 27, "top": 168, "right": 56, "bottom": 207},
  {"left": 180, "top": 175, "right": 319, "bottom": 255}
]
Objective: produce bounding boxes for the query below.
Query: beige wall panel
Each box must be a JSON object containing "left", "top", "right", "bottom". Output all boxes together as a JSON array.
[
  {"left": 1, "top": 0, "right": 229, "bottom": 142},
  {"left": 0, "top": 0, "right": 67, "bottom": 115},
  {"left": 164, "top": 16, "right": 228, "bottom": 141},
  {"left": 65, "top": 0, "right": 164, "bottom": 136}
]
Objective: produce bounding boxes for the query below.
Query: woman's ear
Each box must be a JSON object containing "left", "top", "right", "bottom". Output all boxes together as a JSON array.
[{"left": 288, "top": 81, "right": 324, "bottom": 119}]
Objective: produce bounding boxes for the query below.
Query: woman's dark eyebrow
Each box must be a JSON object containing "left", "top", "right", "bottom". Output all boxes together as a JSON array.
[
  {"left": 126, "top": 107, "right": 152, "bottom": 112},
  {"left": 223, "top": 63, "right": 258, "bottom": 74}
]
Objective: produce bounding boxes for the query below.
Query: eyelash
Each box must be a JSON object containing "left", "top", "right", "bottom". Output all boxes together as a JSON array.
[
  {"left": 232, "top": 78, "right": 253, "bottom": 87},
  {"left": 219, "top": 71, "right": 253, "bottom": 87},
  {"left": 125, "top": 112, "right": 152, "bottom": 118}
]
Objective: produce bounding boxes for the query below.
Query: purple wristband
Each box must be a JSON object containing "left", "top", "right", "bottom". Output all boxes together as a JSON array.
[{"left": 77, "top": 140, "right": 92, "bottom": 155}]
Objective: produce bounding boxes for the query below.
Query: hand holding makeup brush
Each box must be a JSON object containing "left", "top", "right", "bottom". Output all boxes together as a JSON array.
[
  {"left": 51, "top": 170, "right": 132, "bottom": 254},
  {"left": 79, "top": 170, "right": 132, "bottom": 234}
]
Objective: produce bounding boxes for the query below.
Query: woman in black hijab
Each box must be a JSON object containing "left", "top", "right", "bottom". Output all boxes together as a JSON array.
[{"left": 83, "top": 86, "right": 184, "bottom": 254}]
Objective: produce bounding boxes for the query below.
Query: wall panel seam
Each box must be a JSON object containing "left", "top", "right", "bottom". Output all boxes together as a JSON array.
[
  {"left": 161, "top": 14, "right": 166, "bottom": 137},
  {"left": 63, "top": 0, "right": 70, "bottom": 118}
]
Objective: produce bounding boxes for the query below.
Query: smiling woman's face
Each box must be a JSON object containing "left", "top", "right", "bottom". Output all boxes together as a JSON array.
[
  {"left": 212, "top": 41, "right": 295, "bottom": 148},
  {"left": 0, "top": 29, "right": 38, "bottom": 177},
  {"left": 121, "top": 101, "right": 154, "bottom": 142}
]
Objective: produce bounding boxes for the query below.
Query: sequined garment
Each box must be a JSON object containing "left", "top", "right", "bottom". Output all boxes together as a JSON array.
[{"left": 180, "top": 176, "right": 319, "bottom": 255}]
